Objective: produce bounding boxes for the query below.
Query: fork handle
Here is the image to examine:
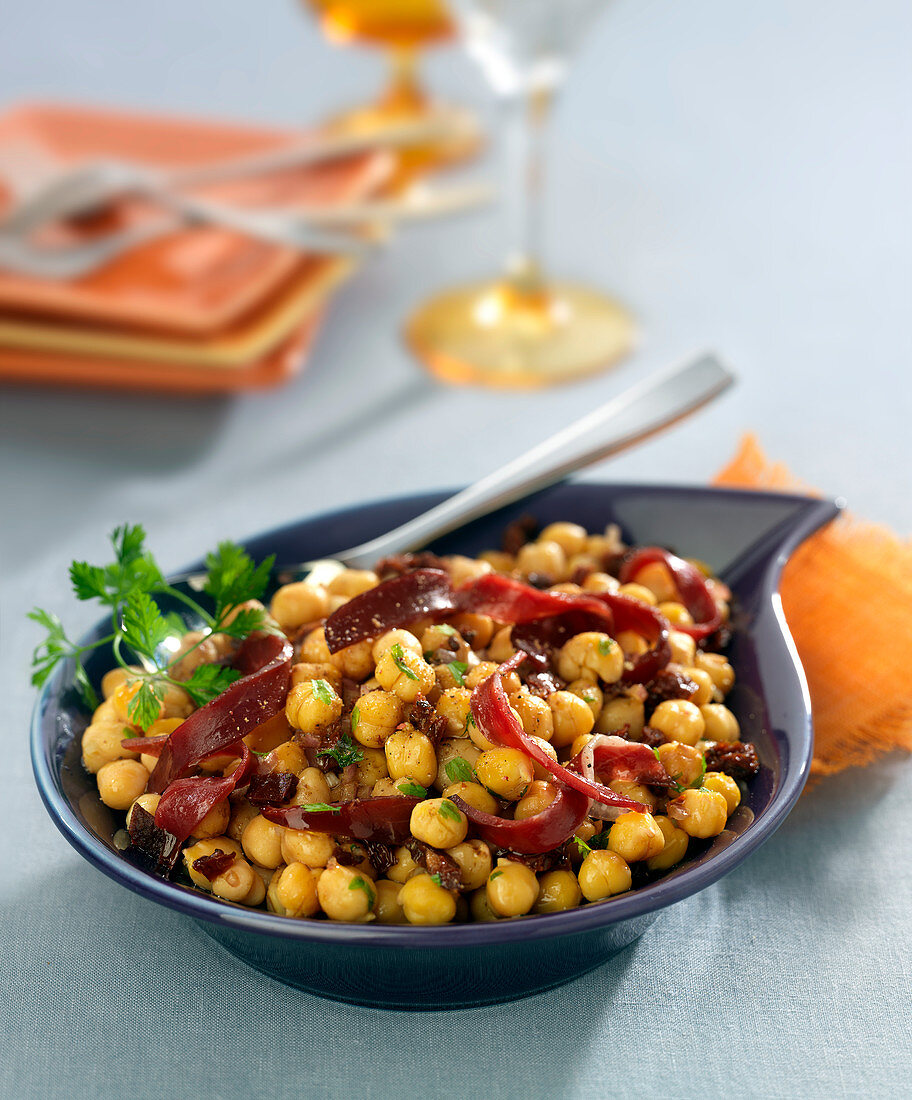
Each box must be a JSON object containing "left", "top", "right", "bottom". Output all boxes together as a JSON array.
[{"left": 336, "top": 353, "right": 734, "bottom": 570}]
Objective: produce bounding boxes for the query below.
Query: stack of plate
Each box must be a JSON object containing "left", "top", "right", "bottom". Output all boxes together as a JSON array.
[{"left": 0, "top": 103, "right": 390, "bottom": 393}]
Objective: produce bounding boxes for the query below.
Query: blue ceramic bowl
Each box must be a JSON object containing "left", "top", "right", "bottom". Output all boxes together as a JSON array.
[{"left": 31, "top": 483, "right": 839, "bottom": 1010}]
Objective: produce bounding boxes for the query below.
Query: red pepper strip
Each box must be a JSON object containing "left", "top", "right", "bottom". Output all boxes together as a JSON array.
[
  {"left": 451, "top": 786, "right": 590, "bottom": 855},
  {"left": 471, "top": 654, "right": 648, "bottom": 816},
  {"left": 568, "top": 734, "right": 674, "bottom": 789},
  {"left": 455, "top": 573, "right": 614, "bottom": 632},
  {"left": 324, "top": 568, "right": 457, "bottom": 653},
  {"left": 154, "top": 741, "right": 254, "bottom": 844},
  {"left": 262, "top": 797, "right": 421, "bottom": 845},
  {"left": 148, "top": 633, "right": 293, "bottom": 794},
  {"left": 120, "top": 733, "right": 168, "bottom": 755},
  {"left": 620, "top": 547, "right": 722, "bottom": 641}
]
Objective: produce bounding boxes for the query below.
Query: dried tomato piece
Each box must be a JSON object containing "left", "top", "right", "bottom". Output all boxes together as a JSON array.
[
  {"left": 406, "top": 839, "right": 462, "bottom": 891},
  {"left": 192, "top": 848, "right": 237, "bottom": 882},
  {"left": 704, "top": 741, "right": 759, "bottom": 780},
  {"left": 247, "top": 771, "right": 298, "bottom": 807}
]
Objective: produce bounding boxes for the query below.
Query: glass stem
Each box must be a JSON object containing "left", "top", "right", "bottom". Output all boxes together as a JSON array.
[
  {"left": 502, "top": 85, "right": 552, "bottom": 295},
  {"left": 383, "top": 46, "right": 425, "bottom": 112}
]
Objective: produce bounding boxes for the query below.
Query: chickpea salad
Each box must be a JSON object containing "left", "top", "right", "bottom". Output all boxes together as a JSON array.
[{"left": 32, "top": 520, "right": 759, "bottom": 926}]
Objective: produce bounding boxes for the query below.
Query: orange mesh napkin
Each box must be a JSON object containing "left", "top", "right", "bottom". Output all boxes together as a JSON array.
[{"left": 714, "top": 434, "right": 912, "bottom": 778}]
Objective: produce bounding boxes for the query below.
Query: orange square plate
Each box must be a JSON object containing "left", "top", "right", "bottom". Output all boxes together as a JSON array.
[{"left": 0, "top": 102, "right": 389, "bottom": 336}]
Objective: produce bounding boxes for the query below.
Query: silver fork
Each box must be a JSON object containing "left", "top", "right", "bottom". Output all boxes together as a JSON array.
[{"left": 171, "top": 352, "right": 735, "bottom": 591}]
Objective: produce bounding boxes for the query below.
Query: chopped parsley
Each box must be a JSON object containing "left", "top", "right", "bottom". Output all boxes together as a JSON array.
[
  {"left": 572, "top": 835, "right": 592, "bottom": 858},
  {"left": 391, "top": 643, "right": 419, "bottom": 681},
  {"left": 438, "top": 799, "right": 463, "bottom": 822},
  {"left": 300, "top": 803, "right": 341, "bottom": 814},
  {"left": 317, "top": 731, "right": 364, "bottom": 769},
  {"left": 437, "top": 624, "right": 457, "bottom": 636},
  {"left": 446, "top": 660, "right": 469, "bottom": 687},
  {"left": 312, "top": 678, "right": 334, "bottom": 706},
  {"left": 489, "top": 870, "right": 503, "bottom": 880},
  {"left": 598, "top": 638, "right": 614, "bottom": 656},
  {"left": 348, "top": 876, "right": 375, "bottom": 908},
  {"left": 397, "top": 780, "right": 427, "bottom": 798},
  {"left": 350, "top": 705, "right": 360, "bottom": 733},
  {"left": 430, "top": 873, "right": 443, "bottom": 887},
  {"left": 445, "top": 757, "right": 474, "bottom": 784}
]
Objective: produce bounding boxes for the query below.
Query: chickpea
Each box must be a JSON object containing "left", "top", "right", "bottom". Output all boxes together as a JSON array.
[
  {"left": 700, "top": 704, "right": 740, "bottom": 743},
  {"left": 513, "top": 690, "right": 554, "bottom": 741},
  {"left": 656, "top": 742, "right": 705, "bottom": 788},
  {"left": 632, "top": 561, "right": 679, "bottom": 602},
  {"left": 169, "top": 630, "right": 220, "bottom": 681},
  {"left": 285, "top": 678, "right": 343, "bottom": 735},
  {"left": 608, "top": 779, "right": 657, "bottom": 809},
  {"left": 436, "top": 687, "right": 473, "bottom": 738},
  {"left": 271, "top": 741, "right": 307, "bottom": 775},
  {"left": 617, "top": 582, "right": 658, "bottom": 606},
  {"left": 667, "top": 788, "right": 729, "bottom": 838},
  {"left": 374, "top": 879, "right": 408, "bottom": 924},
  {"left": 330, "top": 639, "right": 375, "bottom": 681},
  {"left": 570, "top": 732, "right": 594, "bottom": 759},
  {"left": 527, "top": 736, "right": 558, "bottom": 782},
  {"left": 446, "top": 840, "right": 492, "bottom": 891},
  {"left": 452, "top": 613, "right": 495, "bottom": 651},
  {"left": 486, "top": 860, "right": 540, "bottom": 917},
  {"left": 514, "top": 780, "right": 558, "bottom": 820},
  {"left": 684, "top": 667, "right": 715, "bottom": 706},
  {"left": 595, "top": 694, "right": 645, "bottom": 739},
  {"left": 442, "top": 781, "right": 499, "bottom": 816},
  {"left": 96, "top": 759, "right": 148, "bottom": 810},
  {"left": 580, "top": 571, "right": 620, "bottom": 594},
  {"left": 540, "top": 521, "right": 588, "bottom": 558},
  {"left": 183, "top": 837, "right": 243, "bottom": 889},
  {"left": 327, "top": 569, "right": 378, "bottom": 599},
  {"left": 126, "top": 792, "right": 160, "bottom": 831},
  {"left": 647, "top": 815, "right": 690, "bottom": 871},
  {"left": 475, "top": 747, "right": 534, "bottom": 800},
  {"left": 281, "top": 828, "right": 336, "bottom": 868},
  {"left": 660, "top": 603, "right": 694, "bottom": 628},
  {"left": 650, "top": 699, "right": 705, "bottom": 747},
  {"left": 570, "top": 820, "right": 601, "bottom": 864},
  {"left": 241, "top": 814, "right": 285, "bottom": 868},
  {"left": 557, "top": 632, "right": 624, "bottom": 684},
  {"left": 447, "top": 555, "right": 492, "bottom": 587},
  {"left": 210, "top": 858, "right": 258, "bottom": 904},
  {"left": 356, "top": 747, "right": 388, "bottom": 788},
  {"left": 371, "top": 778, "right": 401, "bottom": 798},
  {"left": 516, "top": 540, "right": 567, "bottom": 582},
  {"left": 241, "top": 868, "right": 268, "bottom": 907},
  {"left": 464, "top": 661, "right": 521, "bottom": 695},
  {"left": 578, "top": 849, "right": 632, "bottom": 901},
  {"left": 487, "top": 625, "right": 516, "bottom": 663},
  {"left": 318, "top": 860, "right": 376, "bottom": 922},
  {"left": 290, "top": 767, "right": 333, "bottom": 807},
  {"left": 695, "top": 652, "right": 736, "bottom": 697},
  {"left": 226, "top": 799, "right": 259, "bottom": 842},
  {"left": 470, "top": 887, "right": 501, "bottom": 922},
  {"left": 668, "top": 630, "right": 697, "bottom": 666},
  {"left": 435, "top": 738, "right": 481, "bottom": 791},
  {"left": 615, "top": 631, "right": 648, "bottom": 658},
  {"left": 567, "top": 679, "right": 604, "bottom": 720},
  {"left": 274, "top": 862, "right": 321, "bottom": 917},
  {"left": 191, "top": 798, "right": 231, "bottom": 840},
  {"left": 410, "top": 798, "right": 469, "bottom": 849},
  {"left": 534, "top": 869, "right": 582, "bottom": 913},
  {"left": 703, "top": 772, "right": 741, "bottom": 814},
  {"left": 384, "top": 726, "right": 437, "bottom": 787},
  {"left": 479, "top": 549, "right": 514, "bottom": 572},
  {"left": 608, "top": 811, "right": 665, "bottom": 862},
  {"left": 399, "top": 873, "right": 457, "bottom": 925},
  {"left": 375, "top": 645, "right": 435, "bottom": 702},
  {"left": 386, "top": 845, "right": 421, "bottom": 884},
  {"left": 101, "top": 666, "right": 139, "bottom": 699},
  {"left": 81, "top": 719, "right": 138, "bottom": 774},
  {"left": 291, "top": 662, "right": 342, "bottom": 695},
  {"left": 371, "top": 629, "right": 422, "bottom": 664},
  {"left": 549, "top": 690, "right": 596, "bottom": 748}
]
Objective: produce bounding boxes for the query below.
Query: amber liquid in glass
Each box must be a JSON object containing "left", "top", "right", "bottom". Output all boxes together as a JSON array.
[{"left": 308, "top": 0, "right": 453, "bottom": 48}]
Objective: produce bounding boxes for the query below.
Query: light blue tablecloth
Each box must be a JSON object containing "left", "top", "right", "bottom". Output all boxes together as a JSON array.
[{"left": 2, "top": 1, "right": 910, "bottom": 1096}]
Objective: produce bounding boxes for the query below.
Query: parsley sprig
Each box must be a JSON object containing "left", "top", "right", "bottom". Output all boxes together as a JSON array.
[{"left": 29, "top": 524, "right": 276, "bottom": 730}]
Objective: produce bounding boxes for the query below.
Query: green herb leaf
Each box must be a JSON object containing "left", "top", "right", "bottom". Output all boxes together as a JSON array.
[
  {"left": 181, "top": 663, "right": 241, "bottom": 707},
  {"left": 489, "top": 870, "right": 503, "bottom": 880},
  {"left": 203, "top": 541, "right": 274, "bottom": 619},
  {"left": 598, "top": 638, "right": 614, "bottom": 656},
  {"left": 121, "top": 590, "right": 171, "bottom": 658},
  {"left": 437, "top": 624, "right": 456, "bottom": 636},
  {"left": 350, "top": 705, "right": 360, "bottom": 733},
  {"left": 464, "top": 712, "right": 476, "bottom": 733},
  {"left": 349, "top": 875, "right": 376, "bottom": 908},
  {"left": 69, "top": 561, "right": 108, "bottom": 603},
  {"left": 312, "top": 678, "right": 334, "bottom": 706},
  {"left": 430, "top": 873, "right": 442, "bottom": 887},
  {"left": 215, "top": 605, "right": 269, "bottom": 640},
  {"left": 317, "top": 732, "right": 364, "bottom": 769},
  {"left": 127, "top": 680, "right": 166, "bottom": 730},
  {"left": 390, "top": 643, "right": 419, "bottom": 681},
  {"left": 446, "top": 660, "right": 468, "bottom": 687},
  {"left": 438, "top": 799, "right": 462, "bottom": 822},
  {"left": 397, "top": 781, "right": 427, "bottom": 798},
  {"left": 300, "top": 803, "right": 341, "bottom": 814},
  {"left": 572, "top": 835, "right": 592, "bottom": 858},
  {"left": 445, "top": 757, "right": 474, "bottom": 784}
]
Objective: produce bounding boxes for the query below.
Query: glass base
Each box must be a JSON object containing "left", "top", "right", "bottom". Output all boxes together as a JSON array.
[{"left": 405, "top": 278, "right": 636, "bottom": 387}]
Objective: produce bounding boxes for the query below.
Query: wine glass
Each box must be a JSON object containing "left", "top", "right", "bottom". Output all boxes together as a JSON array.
[
  {"left": 304, "top": 0, "right": 480, "bottom": 186},
  {"left": 405, "top": 0, "right": 635, "bottom": 386}
]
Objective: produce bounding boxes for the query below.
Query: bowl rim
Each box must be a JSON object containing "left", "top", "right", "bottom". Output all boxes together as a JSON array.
[{"left": 31, "top": 482, "right": 840, "bottom": 948}]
